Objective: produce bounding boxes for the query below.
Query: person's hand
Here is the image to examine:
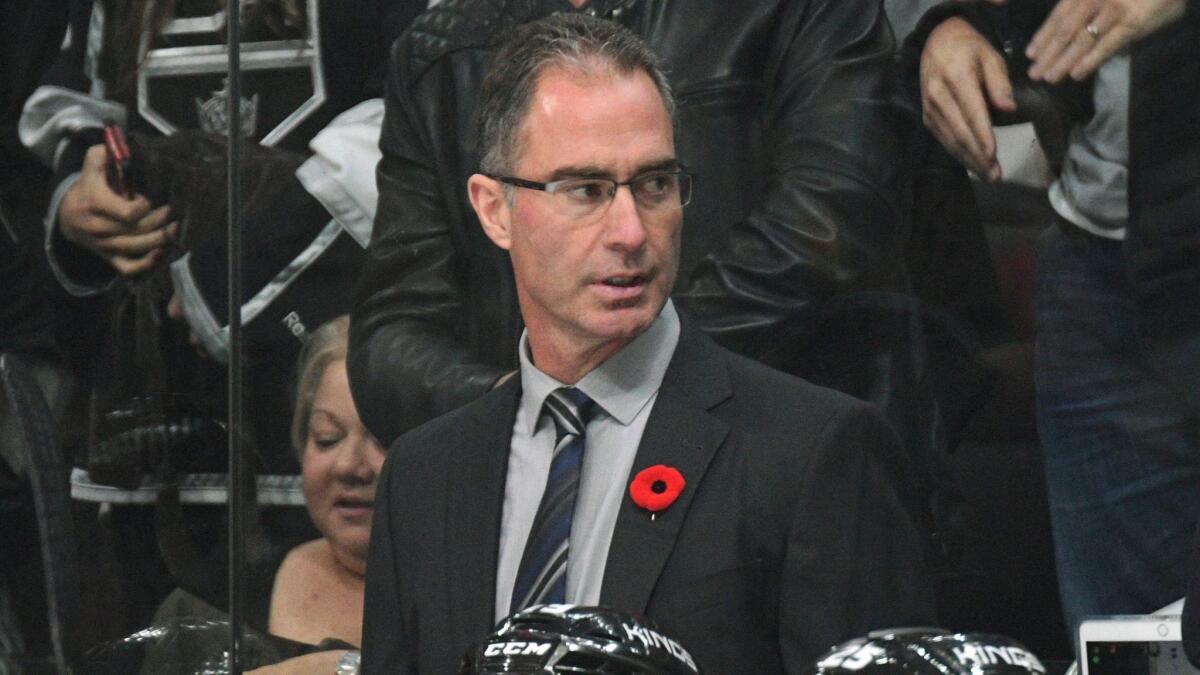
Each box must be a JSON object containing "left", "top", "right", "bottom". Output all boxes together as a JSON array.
[
  {"left": 920, "top": 16, "right": 1017, "bottom": 183},
  {"left": 57, "top": 144, "right": 179, "bottom": 277},
  {"left": 1026, "top": 0, "right": 1187, "bottom": 83}
]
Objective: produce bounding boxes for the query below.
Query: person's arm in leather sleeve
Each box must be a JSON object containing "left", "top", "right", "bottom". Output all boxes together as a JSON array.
[
  {"left": 348, "top": 35, "right": 508, "bottom": 447},
  {"left": 674, "top": 0, "right": 918, "bottom": 369}
]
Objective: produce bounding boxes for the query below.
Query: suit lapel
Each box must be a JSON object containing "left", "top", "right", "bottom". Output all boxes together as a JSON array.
[
  {"left": 600, "top": 326, "right": 732, "bottom": 614},
  {"left": 446, "top": 380, "right": 521, "bottom": 653}
]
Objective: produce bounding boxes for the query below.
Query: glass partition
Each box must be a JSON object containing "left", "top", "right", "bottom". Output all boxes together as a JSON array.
[{"left": 9, "top": 0, "right": 1192, "bottom": 672}]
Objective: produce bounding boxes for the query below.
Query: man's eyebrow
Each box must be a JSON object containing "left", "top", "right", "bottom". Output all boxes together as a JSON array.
[
  {"left": 547, "top": 165, "right": 610, "bottom": 181},
  {"left": 634, "top": 158, "right": 682, "bottom": 175},
  {"left": 547, "top": 158, "right": 681, "bottom": 181}
]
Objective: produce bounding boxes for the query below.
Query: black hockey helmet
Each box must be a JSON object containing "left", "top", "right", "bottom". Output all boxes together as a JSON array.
[
  {"left": 458, "top": 604, "right": 700, "bottom": 674},
  {"left": 807, "top": 628, "right": 1046, "bottom": 674}
]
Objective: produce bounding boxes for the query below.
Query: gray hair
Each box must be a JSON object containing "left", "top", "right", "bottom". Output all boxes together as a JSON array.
[
  {"left": 290, "top": 315, "right": 350, "bottom": 457},
  {"left": 476, "top": 12, "right": 677, "bottom": 177}
]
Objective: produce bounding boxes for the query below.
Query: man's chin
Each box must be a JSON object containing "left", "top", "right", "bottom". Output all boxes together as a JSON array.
[{"left": 588, "top": 303, "right": 663, "bottom": 339}]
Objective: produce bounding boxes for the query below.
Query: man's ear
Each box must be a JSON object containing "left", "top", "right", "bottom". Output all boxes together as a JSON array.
[{"left": 468, "top": 173, "right": 512, "bottom": 251}]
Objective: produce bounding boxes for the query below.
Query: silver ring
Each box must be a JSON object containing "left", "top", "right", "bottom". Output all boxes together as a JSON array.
[{"left": 1085, "top": 23, "right": 1100, "bottom": 39}]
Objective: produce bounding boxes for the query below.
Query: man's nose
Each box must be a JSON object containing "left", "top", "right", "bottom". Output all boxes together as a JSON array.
[{"left": 602, "top": 185, "right": 648, "bottom": 252}]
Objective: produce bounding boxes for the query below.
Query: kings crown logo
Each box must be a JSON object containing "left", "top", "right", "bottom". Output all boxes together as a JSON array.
[{"left": 196, "top": 78, "right": 258, "bottom": 138}]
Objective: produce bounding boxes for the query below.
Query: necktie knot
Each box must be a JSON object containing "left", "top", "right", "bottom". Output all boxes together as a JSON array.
[{"left": 544, "top": 387, "right": 595, "bottom": 441}]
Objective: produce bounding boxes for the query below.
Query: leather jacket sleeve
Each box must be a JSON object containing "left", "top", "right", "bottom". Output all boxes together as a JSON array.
[
  {"left": 675, "top": 0, "right": 916, "bottom": 372},
  {"left": 349, "top": 28, "right": 509, "bottom": 446}
]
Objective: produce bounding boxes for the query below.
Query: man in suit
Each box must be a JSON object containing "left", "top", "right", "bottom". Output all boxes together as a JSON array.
[{"left": 361, "top": 14, "right": 934, "bottom": 673}]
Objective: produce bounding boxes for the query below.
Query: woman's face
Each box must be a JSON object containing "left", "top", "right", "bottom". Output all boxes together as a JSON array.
[{"left": 302, "top": 359, "right": 385, "bottom": 571}]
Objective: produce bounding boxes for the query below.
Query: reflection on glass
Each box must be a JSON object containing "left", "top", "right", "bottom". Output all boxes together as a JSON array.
[
  {"left": 88, "top": 394, "right": 226, "bottom": 489},
  {"left": 86, "top": 317, "right": 376, "bottom": 672}
]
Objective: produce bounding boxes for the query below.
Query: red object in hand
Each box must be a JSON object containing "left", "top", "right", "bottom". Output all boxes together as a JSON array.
[
  {"left": 629, "top": 465, "right": 685, "bottom": 513},
  {"left": 103, "top": 124, "right": 132, "bottom": 198}
]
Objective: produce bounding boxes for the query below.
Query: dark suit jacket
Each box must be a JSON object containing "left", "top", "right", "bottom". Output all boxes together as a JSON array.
[{"left": 361, "top": 325, "right": 935, "bottom": 673}]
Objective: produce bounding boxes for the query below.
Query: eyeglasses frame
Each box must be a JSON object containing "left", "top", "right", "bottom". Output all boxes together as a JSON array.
[{"left": 483, "top": 169, "right": 695, "bottom": 215}]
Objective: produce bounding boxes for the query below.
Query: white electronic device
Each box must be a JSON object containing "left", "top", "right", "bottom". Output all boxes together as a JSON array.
[{"left": 1079, "top": 615, "right": 1198, "bottom": 675}]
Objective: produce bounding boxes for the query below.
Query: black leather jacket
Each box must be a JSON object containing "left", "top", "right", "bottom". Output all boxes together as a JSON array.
[{"left": 350, "top": 0, "right": 917, "bottom": 444}]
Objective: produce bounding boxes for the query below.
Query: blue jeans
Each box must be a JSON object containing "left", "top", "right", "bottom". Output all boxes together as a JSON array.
[{"left": 1036, "top": 224, "right": 1200, "bottom": 638}]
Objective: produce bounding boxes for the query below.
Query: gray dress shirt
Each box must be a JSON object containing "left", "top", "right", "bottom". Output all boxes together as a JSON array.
[{"left": 494, "top": 301, "right": 681, "bottom": 622}]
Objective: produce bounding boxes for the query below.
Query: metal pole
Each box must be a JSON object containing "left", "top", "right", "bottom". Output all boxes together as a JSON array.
[{"left": 225, "top": 1, "right": 245, "bottom": 672}]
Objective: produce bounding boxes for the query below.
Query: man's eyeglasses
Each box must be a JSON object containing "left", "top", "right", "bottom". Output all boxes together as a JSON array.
[{"left": 486, "top": 171, "right": 694, "bottom": 221}]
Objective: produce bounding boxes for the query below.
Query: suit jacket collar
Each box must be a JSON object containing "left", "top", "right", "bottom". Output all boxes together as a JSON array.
[
  {"left": 445, "top": 323, "right": 733, "bottom": 644},
  {"left": 447, "top": 380, "right": 522, "bottom": 652},
  {"left": 599, "top": 322, "right": 732, "bottom": 613}
]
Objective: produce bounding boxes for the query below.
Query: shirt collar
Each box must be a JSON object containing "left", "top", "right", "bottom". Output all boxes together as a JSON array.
[{"left": 517, "top": 300, "right": 681, "bottom": 434}]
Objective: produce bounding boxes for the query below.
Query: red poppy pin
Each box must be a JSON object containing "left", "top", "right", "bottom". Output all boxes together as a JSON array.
[{"left": 629, "top": 464, "right": 685, "bottom": 519}]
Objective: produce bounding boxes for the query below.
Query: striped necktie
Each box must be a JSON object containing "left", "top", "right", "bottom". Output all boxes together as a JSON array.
[{"left": 510, "top": 387, "right": 596, "bottom": 613}]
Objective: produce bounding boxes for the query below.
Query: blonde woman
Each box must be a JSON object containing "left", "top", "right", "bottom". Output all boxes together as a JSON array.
[
  {"left": 131, "top": 316, "right": 381, "bottom": 674},
  {"left": 250, "top": 315, "right": 382, "bottom": 674}
]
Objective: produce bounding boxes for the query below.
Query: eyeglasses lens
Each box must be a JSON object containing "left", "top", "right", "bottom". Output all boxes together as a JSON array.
[{"left": 555, "top": 173, "right": 692, "bottom": 219}]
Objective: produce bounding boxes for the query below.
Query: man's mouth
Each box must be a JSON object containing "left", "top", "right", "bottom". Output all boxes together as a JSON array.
[
  {"left": 601, "top": 274, "right": 647, "bottom": 288},
  {"left": 594, "top": 273, "right": 652, "bottom": 304}
]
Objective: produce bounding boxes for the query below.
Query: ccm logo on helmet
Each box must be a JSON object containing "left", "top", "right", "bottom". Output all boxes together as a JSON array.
[{"left": 483, "top": 641, "right": 554, "bottom": 657}]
